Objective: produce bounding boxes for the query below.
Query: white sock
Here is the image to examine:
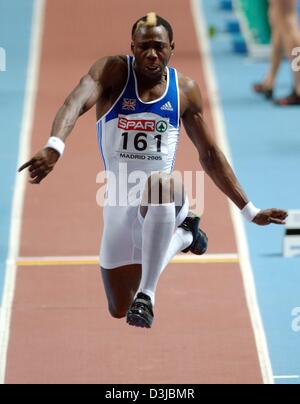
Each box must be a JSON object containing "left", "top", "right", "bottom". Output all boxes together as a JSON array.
[
  {"left": 161, "top": 227, "right": 193, "bottom": 272},
  {"left": 138, "top": 203, "right": 176, "bottom": 305}
]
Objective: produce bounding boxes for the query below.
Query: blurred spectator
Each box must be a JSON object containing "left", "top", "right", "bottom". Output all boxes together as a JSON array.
[{"left": 253, "top": 0, "right": 300, "bottom": 106}]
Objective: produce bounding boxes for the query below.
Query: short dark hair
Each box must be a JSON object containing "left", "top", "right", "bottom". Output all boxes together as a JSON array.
[{"left": 132, "top": 13, "right": 174, "bottom": 43}]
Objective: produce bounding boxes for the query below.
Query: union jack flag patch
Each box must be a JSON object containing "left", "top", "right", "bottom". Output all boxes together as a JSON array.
[{"left": 122, "top": 98, "right": 136, "bottom": 111}]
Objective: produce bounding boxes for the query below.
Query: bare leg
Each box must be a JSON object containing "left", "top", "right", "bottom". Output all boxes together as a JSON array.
[
  {"left": 101, "top": 264, "right": 142, "bottom": 319},
  {"left": 263, "top": 1, "right": 285, "bottom": 89},
  {"left": 254, "top": 0, "right": 284, "bottom": 95},
  {"left": 276, "top": 0, "right": 300, "bottom": 97}
]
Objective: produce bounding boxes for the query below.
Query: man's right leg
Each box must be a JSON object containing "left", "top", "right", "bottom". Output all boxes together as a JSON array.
[{"left": 101, "top": 264, "right": 142, "bottom": 319}]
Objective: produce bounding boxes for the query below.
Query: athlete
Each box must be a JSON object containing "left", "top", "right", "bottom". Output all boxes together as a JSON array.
[{"left": 19, "top": 13, "right": 288, "bottom": 329}]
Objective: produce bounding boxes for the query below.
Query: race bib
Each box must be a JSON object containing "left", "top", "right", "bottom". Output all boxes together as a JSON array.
[{"left": 117, "top": 115, "right": 169, "bottom": 160}]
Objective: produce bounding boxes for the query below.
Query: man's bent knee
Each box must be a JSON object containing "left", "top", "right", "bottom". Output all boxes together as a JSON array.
[
  {"left": 140, "top": 172, "right": 186, "bottom": 218},
  {"left": 150, "top": 172, "right": 174, "bottom": 204},
  {"left": 143, "top": 172, "right": 178, "bottom": 205}
]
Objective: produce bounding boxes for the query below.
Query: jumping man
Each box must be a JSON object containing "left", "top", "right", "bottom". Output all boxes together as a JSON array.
[{"left": 19, "top": 13, "right": 288, "bottom": 329}]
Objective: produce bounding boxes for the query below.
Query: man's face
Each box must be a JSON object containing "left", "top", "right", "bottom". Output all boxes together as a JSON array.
[{"left": 131, "top": 25, "right": 175, "bottom": 79}]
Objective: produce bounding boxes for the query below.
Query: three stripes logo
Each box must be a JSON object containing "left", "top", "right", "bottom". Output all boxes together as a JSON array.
[{"left": 161, "top": 101, "right": 174, "bottom": 112}]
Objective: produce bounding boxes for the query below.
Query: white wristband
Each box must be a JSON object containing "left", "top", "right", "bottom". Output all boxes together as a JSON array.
[
  {"left": 45, "top": 137, "right": 65, "bottom": 157},
  {"left": 241, "top": 202, "right": 261, "bottom": 222}
]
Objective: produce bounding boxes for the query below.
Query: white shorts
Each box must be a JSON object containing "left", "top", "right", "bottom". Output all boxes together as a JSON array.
[{"left": 100, "top": 197, "right": 190, "bottom": 269}]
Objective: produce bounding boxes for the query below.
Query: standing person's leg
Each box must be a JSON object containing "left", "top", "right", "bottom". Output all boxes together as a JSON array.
[
  {"left": 275, "top": 0, "right": 300, "bottom": 104},
  {"left": 254, "top": 0, "right": 285, "bottom": 98}
]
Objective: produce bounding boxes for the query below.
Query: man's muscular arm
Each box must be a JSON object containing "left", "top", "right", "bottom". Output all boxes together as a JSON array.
[
  {"left": 181, "top": 77, "right": 288, "bottom": 225},
  {"left": 19, "top": 56, "right": 126, "bottom": 184},
  {"left": 49, "top": 68, "right": 102, "bottom": 143}
]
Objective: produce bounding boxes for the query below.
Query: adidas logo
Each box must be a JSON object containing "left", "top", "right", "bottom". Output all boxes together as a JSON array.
[{"left": 160, "top": 102, "right": 174, "bottom": 112}]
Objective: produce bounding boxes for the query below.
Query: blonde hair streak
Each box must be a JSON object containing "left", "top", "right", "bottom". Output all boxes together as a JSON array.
[{"left": 134, "top": 12, "right": 158, "bottom": 35}]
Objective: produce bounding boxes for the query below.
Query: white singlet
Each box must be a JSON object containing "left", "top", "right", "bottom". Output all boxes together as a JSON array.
[{"left": 96, "top": 56, "right": 189, "bottom": 269}]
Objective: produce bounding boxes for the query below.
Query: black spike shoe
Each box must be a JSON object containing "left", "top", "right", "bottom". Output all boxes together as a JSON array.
[
  {"left": 127, "top": 293, "right": 154, "bottom": 329},
  {"left": 179, "top": 212, "right": 208, "bottom": 255}
]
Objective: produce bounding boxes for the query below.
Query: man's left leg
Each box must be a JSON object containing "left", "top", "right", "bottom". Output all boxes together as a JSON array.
[{"left": 127, "top": 172, "right": 195, "bottom": 328}]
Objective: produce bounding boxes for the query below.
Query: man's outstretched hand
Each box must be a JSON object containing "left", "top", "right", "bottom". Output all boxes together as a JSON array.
[
  {"left": 253, "top": 209, "right": 288, "bottom": 226},
  {"left": 18, "top": 148, "right": 60, "bottom": 184}
]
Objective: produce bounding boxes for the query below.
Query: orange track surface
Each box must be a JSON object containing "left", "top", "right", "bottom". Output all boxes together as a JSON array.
[{"left": 5, "top": 0, "right": 262, "bottom": 384}]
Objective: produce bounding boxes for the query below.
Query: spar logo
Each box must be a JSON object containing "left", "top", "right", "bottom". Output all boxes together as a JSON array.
[
  {"left": 118, "top": 117, "right": 156, "bottom": 132},
  {"left": 118, "top": 117, "right": 169, "bottom": 133}
]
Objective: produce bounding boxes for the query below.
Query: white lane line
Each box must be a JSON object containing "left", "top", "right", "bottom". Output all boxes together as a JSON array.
[
  {"left": 0, "top": 0, "right": 46, "bottom": 385},
  {"left": 274, "top": 375, "right": 300, "bottom": 380},
  {"left": 191, "top": 0, "right": 274, "bottom": 385}
]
